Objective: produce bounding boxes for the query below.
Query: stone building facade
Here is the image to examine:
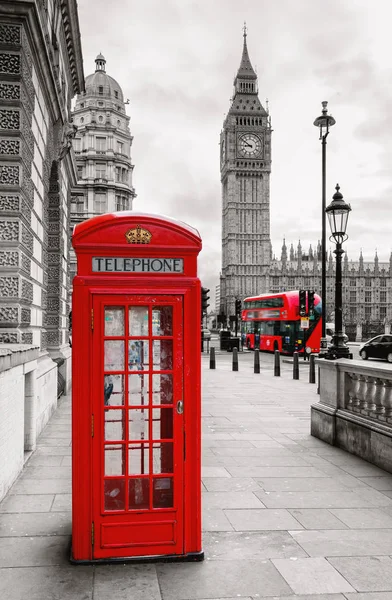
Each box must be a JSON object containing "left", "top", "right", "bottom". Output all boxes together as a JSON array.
[
  {"left": 0, "top": 1, "right": 84, "bottom": 397},
  {"left": 269, "top": 241, "right": 392, "bottom": 341},
  {"left": 69, "top": 53, "right": 136, "bottom": 281},
  {"left": 220, "top": 29, "right": 272, "bottom": 318}
]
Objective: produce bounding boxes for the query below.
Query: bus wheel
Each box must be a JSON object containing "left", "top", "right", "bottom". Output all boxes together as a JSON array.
[{"left": 273, "top": 341, "right": 278, "bottom": 352}]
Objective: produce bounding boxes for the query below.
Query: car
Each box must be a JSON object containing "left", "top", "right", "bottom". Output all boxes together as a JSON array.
[
  {"left": 359, "top": 334, "right": 392, "bottom": 363},
  {"left": 201, "top": 328, "right": 211, "bottom": 341}
]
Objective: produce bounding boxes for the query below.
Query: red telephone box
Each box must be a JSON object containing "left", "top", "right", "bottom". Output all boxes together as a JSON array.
[{"left": 71, "top": 212, "right": 203, "bottom": 563}]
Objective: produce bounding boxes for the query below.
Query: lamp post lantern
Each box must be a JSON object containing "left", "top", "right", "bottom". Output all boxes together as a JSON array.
[
  {"left": 326, "top": 184, "right": 351, "bottom": 359},
  {"left": 314, "top": 101, "right": 336, "bottom": 356}
]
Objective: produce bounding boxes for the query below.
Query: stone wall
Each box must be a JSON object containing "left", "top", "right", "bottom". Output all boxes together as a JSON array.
[
  {"left": 311, "top": 358, "right": 392, "bottom": 473},
  {"left": 0, "top": 344, "right": 41, "bottom": 502}
]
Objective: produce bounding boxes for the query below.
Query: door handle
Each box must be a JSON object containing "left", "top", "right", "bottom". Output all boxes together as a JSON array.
[{"left": 176, "top": 400, "right": 184, "bottom": 414}]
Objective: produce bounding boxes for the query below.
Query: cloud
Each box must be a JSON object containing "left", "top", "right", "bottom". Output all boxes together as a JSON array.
[{"left": 77, "top": 0, "right": 392, "bottom": 300}]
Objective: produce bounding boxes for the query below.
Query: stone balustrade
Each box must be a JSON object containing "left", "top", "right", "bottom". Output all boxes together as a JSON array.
[
  {"left": 345, "top": 370, "right": 392, "bottom": 421},
  {"left": 311, "top": 358, "right": 392, "bottom": 473}
]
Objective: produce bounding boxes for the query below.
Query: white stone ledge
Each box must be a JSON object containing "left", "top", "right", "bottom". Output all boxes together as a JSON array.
[{"left": 0, "top": 344, "right": 40, "bottom": 373}]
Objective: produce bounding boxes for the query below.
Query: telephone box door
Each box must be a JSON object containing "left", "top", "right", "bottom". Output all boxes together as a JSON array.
[{"left": 92, "top": 294, "right": 184, "bottom": 559}]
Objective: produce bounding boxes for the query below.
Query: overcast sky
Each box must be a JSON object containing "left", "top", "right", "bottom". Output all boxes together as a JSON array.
[{"left": 77, "top": 0, "right": 392, "bottom": 302}]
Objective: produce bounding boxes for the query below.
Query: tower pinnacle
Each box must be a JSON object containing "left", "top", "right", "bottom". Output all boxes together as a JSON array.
[{"left": 234, "top": 27, "right": 257, "bottom": 85}]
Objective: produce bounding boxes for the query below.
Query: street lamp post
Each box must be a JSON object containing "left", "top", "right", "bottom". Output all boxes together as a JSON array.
[
  {"left": 314, "top": 101, "right": 336, "bottom": 356},
  {"left": 326, "top": 184, "right": 351, "bottom": 359}
]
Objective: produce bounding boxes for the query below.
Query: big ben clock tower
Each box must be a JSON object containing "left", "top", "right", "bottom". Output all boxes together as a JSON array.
[{"left": 220, "top": 27, "right": 272, "bottom": 318}]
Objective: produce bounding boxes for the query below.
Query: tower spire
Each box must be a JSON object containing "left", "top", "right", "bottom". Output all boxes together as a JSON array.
[{"left": 234, "top": 26, "right": 257, "bottom": 90}]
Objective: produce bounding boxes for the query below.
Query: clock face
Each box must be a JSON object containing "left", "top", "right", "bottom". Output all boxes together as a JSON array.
[{"left": 238, "top": 133, "right": 262, "bottom": 158}]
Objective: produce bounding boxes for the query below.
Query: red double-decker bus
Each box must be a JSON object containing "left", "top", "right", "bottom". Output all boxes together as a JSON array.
[{"left": 241, "top": 290, "right": 322, "bottom": 355}]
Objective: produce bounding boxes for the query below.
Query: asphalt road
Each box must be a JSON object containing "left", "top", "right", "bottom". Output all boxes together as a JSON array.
[{"left": 203, "top": 335, "right": 367, "bottom": 364}]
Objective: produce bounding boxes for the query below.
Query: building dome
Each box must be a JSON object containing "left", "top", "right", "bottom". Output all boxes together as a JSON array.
[{"left": 82, "top": 54, "right": 125, "bottom": 103}]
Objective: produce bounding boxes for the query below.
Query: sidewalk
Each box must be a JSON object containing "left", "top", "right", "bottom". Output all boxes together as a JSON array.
[{"left": 2, "top": 357, "right": 392, "bottom": 598}]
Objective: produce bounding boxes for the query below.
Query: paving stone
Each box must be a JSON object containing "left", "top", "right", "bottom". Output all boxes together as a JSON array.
[
  {"left": 352, "top": 487, "right": 392, "bottom": 507},
  {"left": 262, "top": 595, "right": 347, "bottom": 600},
  {"left": 202, "top": 477, "right": 260, "bottom": 492},
  {"left": 201, "top": 466, "right": 231, "bottom": 478},
  {"left": 35, "top": 446, "right": 72, "bottom": 456},
  {"left": 0, "top": 566, "right": 93, "bottom": 600},
  {"left": 203, "top": 530, "right": 308, "bottom": 560},
  {"left": 0, "top": 511, "right": 71, "bottom": 537},
  {"left": 338, "top": 463, "right": 390, "bottom": 477},
  {"left": 248, "top": 440, "right": 287, "bottom": 448},
  {"left": 202, "top": 455, "right": 240, "bottom": 467},
  {"left": 380, "top": 492, "right": 392, "bottom": 501},
  {"left": 0, "top": 536, "right": 70, "bottom": 567},
  {"left": 51, "top": 494, "right": 72, "bottom": 512},
  {"left": 202, "top": 491, "right": 265, "bottom": 509},
  {"left": 94, "top": 564, "right": 160, "bottom": 600},
  {"left": 37, "top": 438, "right": 71, "bottom": 447},
  {"left": 255, "top": 477, "right": 352, "bottom": 492},
  {"left": 272, "top": 557, "right": 355, "bottom": 594},
  {"left": 254, "top": 489, "right": 375, "bottom": 509},
  {"left": 10, "top": 479, "right": 71, "bottom": 495},
  {"left": 210, "top": 446, "right": 292, "bottom": 456},
  {"left": 202, "top": 507, "right": 234, "bottom": 531},
  {"left": 328, "top": 555, "right": 392, "bottom": 592},
  {"left": 289, "top": 509, "right": 349, "bottom": 530},
  {"left": 225, "top": 508, "right": 303, "bottom": 531},
  {"left": 330, "top": 508, "right": 392, "bottom": 529},
  {"left": 345, "top": 593, "right": 392, "bottom": 599},
  {"left": 27, "top": 455, "right": 64, "bottom": 467},
  {"left": 23, "top": 466, "right": 71, "bottom": 480},
  {"left": 156, "top": 559, "right": 292, "bottom": 599},
  {"left": 39, "top": 431, "right": 71, "bottom": 438},
  {"left": 359, "top": 476, "right": 392, "bottom": 491},
  {"left": 232, "top": 455, "right": 310, "bottom": 466},
  {"left": 0, "top": 494, "right": 54, "bottom": 513},
  {"left": 290, "top": 529, "right": 392, "bottom": 556},
  {"left": 227, "top": 466, "right": 329, "bottom": 478},
  {"left": 230, "top": 432, "right": 275, "bottom": 440}
]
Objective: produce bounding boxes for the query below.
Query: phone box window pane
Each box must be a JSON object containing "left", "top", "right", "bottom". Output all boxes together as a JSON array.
[
  {"left": 129, "top": 341, "right": 149, "bottom": 371},
  {"left": 129, "top": 478, "right": 149, "bottom": 510},
  {"left": 129, "top": 306, "right": 149, "bottom": 336},
  {"left": 152, "top": 307, "right": 172, "bottom": 336},
  {"left": 104, "top": 445, "right": 125, "bottom": 475},
  {"left": 104, "top": 479, "right": 125, "bottom": 511},
  {"left": 105, "top": 340, "right": 124, "bottom": 371},
  {"left": 153, "top": 340, "right": 172, "bottom": 370},
  {"left": 128, "top": 443, "right": 149, "bottom": 475},
  {"left": 104, "top": 409, "right": 124, "bottom": 441},
  {"left": 153, "top": 442, "right": 173, "bottom": 474},
  {"left": 104, "top": 307, "right": 124, "bottom": 336},
  {"left": 152, "top": 408, "right": 173, "bottom": 440},
  {"left": 129, "top": 409, "right": 149, "bottom": 441},
  {"left": 152, "top": 374, "right": 173, "bottom": 405},
  {"left": 128, "top": 373, "right": 149, "bottom": 405},
  {"left": 104, "top": 374, "right": 124, "bottom": 406},
  {"left": 153, "top": 478, "right": 173, "bottom": 508}
]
